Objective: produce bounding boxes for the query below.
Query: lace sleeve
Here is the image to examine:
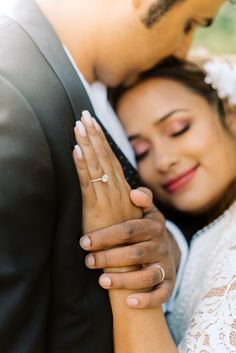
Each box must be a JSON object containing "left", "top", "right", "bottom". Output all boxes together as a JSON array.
[{"left": 178, "top": 242, "right": 236, "bottom": 353}]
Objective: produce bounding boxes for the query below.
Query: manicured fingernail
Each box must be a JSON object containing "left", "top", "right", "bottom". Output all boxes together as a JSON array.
[
  {"left": 82, "top": 110, "right": 92, "bottom": 119},
  {"left": 92, "top": 118, "right": 102, "bottom": 131},
  {"left": 127, "top": 296, "right": 139, "bottom": 307},
  {"left": 74, "top": 145, "right": 83, "bottom": 159},
  {"left": 76, "top": 121, "right": 87, "bottom": 137},
  {"left": 99, "top": 276, "right": 112, "bottom": 289},
  {"left": 80, "top": 236, "right": 91, "bottom": 249},
  {"left": 85, "top": 254, "right": 95, "bottom": 267},
  {"left": 82, "top": 110, "right": 94, "bottom": 127}
]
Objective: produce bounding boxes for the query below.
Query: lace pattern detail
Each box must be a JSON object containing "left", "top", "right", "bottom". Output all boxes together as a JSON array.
[{"left": 167, "top": 201, "right": 236, "bottom": 353}]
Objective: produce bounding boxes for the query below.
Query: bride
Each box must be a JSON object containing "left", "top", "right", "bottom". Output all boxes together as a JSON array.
[{"left": 73, "top": 57, "right": 236, "bottom": 352}]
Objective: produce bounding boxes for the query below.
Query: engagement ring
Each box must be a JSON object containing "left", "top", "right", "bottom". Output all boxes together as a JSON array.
[{"left": 91, "top": 174, "right": 109, "bottom": 183}]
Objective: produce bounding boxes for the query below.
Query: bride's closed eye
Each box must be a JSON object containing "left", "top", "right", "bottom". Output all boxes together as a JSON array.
[
  {"left": 131, "top": 138, "right": 151, "bottom": 162},
  {"left": 171, "top": 124, "right": 190, "bottom": 137},
  {"left": 164, "top": 120, "right": 191, "bottom": 138}
]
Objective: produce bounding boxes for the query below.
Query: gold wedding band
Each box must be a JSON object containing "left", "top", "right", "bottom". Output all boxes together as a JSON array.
[{"left": 151, "top": 263, "right": 165, "bottom": 284}]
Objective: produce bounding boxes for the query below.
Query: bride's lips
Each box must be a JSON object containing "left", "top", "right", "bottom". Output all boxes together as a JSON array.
[{"left": 162, "top": 165, "right": 199, "bottom": 193}]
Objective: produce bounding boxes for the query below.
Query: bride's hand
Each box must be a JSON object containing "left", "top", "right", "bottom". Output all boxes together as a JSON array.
[
  {"left": 73, "top": 111, "right": 179, "bottom": 308},
  {"left": 73, "top": 111, "right": 142, "bottom": 235}
]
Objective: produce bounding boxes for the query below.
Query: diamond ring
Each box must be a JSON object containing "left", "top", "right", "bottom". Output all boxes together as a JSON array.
[{"left": 91, "top": 174, "right": 109, "bottom": 183}]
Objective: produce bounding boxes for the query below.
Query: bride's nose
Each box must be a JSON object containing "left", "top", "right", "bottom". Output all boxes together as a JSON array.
[{"left": 154, "top": 146, "right": 179, "bottom": 173}]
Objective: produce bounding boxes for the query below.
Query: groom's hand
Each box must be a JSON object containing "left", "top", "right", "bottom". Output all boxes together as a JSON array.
[{"left": 80, "top": 188, "right": 181, "bottom": 309}]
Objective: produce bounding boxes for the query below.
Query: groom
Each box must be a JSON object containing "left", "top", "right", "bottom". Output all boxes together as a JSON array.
[{"left": 0, "top": 0, "right": 223, "bottom": 352}]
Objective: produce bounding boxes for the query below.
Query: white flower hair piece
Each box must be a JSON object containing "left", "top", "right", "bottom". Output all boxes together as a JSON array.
[{"left": 203, "top": 59, "right": 236, "bottom": 106}]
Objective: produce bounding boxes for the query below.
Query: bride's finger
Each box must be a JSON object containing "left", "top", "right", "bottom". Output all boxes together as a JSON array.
[
  {"left": 73, "top": 145, "right": 96, "bottom": 207},
  {"left": 91, "top": 117, "right": 126, "bottom": 175},
  {"left": 80, "top": 113, "right": 118, "bottom": 180},
  {"left": 74, "top": 122, "right": 104, "bottom": 179},
  {"left": 81, "top": 111, "right": 129, "bottom": 190},
  {"left": 74, "top": 121, "right": 116, "bottom": 199}
]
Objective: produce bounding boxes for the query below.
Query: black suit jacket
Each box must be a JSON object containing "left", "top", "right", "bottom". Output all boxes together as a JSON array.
[{"left": 0, "top": 1, "right": 140, "bottom": 352}]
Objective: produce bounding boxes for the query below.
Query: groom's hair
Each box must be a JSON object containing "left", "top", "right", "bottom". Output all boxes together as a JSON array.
[{"left": 143, "top": 0, "right": 186, "bottom": 27}]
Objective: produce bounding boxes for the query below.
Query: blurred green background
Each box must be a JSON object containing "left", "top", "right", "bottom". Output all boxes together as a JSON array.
[{"left": 193, "top": 2, "right": 236, "bottom": 54}]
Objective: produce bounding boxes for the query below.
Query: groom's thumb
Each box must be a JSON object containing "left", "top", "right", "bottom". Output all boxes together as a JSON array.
[{"left": 130, "top": 187, "right": 155, "bottom": 214}]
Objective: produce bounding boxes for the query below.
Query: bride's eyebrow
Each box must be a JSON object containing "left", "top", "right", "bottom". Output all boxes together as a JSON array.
[
  {"left": 128, "top": 109, "right": 190, "bottom": 141},
  {"left": 154, "top": 109, "right": 190, "bottom": 126}
]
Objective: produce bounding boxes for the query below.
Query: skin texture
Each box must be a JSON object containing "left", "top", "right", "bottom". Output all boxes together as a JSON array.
[
  {"left": 73, "top": 113, "right": 178, "bottom": 353},
  {"left": 117, "top": 78, "right": 236, "bottom": 215},
  {"left": 36, "top": 0, "right": 224, "bottom": 86},
  {"left": 36, "top": 0, "right": 224, "bottom": 308},
  {"left": 74, "top": 113, "right": 177, "bottom": 308}
]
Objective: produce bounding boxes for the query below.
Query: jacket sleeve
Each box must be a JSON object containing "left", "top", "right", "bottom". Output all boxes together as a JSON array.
[{"left": 0, "top": 76, "right": 56, "bottom": 352}]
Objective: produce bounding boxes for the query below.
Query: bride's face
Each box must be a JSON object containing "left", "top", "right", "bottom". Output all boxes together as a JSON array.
[{"left": 117, "top": 78, "right": 236, "bottom": 215}]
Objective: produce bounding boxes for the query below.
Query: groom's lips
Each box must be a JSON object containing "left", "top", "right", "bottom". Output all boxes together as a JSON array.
[{"left": 162, "top": 165, "right": 199, "bottom": 193}]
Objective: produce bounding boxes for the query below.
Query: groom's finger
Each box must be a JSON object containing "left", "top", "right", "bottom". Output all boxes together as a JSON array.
[
  {"left": 125, "top": 281, "right": 172, "bottom": 309},
  {"left": 80, "top": 218, "right": 164, "bottom": 251},
  {"left": 98, "top": 266, "right": 168, "bottom": 290},
  {"left": 84, "top": 241, "right": 161, "bottom": 268},
  {"left": 130, "top": 187, "right": 155, "bottom": 214}
]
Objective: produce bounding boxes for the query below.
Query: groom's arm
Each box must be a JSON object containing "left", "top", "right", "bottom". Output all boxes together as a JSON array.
[{"left": 0, "top": 76, "right": 56, "bottom": 352}]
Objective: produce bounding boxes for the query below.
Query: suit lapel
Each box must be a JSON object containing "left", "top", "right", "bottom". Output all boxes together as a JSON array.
[
  {"left": 7, "top": 0, "right": 95, "bottom": 119},
  {"left": 7, "top": 0, "right": 141, "bottom": 188}
]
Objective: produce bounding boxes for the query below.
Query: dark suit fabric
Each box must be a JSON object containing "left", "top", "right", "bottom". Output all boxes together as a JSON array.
[{"left": 0, "top": 0, "right": 138, "bottom": 351}]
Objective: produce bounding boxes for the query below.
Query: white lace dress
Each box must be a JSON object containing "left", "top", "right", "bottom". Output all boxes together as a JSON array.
[{"left": 167, "top": 201, "right": 236, "bottom": 353}]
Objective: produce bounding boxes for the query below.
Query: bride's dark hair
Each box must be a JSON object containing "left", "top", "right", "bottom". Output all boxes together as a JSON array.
[{"left": 111, "top": 56, "right": 226, "bottom": 123}]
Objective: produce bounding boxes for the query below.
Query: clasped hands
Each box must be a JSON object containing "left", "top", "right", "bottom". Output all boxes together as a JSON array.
[{"left": 73, "top": 111, "right": 180, "bottom": 309}]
